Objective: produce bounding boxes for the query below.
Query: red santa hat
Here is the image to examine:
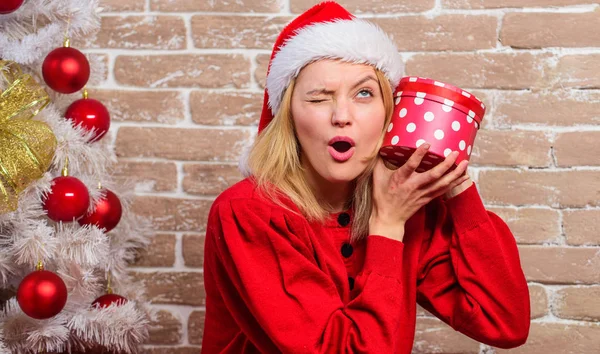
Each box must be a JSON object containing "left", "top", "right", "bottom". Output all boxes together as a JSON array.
[{"left": 259, "top": 1, "right": 404, "bottom": 133}]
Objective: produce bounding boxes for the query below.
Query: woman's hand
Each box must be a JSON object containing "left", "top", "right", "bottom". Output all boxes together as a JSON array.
[{"left": 369, "top": 143, "right": 470, "bottom": 241}]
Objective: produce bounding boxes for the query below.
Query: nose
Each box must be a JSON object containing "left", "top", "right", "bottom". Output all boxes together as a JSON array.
[{"left": 331, "top": 97, "right": 352, "bottom": 127}]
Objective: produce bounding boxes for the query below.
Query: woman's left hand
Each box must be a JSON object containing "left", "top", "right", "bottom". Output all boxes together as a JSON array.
[{"left": 444, "top": 175, "right": 473, "bottom": 199}]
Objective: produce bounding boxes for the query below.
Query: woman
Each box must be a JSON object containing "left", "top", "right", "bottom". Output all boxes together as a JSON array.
[{"left": 201, "top": 2, "right": 530, "bottom": 353}]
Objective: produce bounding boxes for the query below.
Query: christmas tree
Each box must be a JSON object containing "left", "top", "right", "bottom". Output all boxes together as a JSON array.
[{"left": 0, "top": 0, "right": 151, "bottom": 352}]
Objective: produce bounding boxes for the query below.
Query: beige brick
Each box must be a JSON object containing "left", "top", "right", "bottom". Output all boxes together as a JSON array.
[
  {"left": 413, "top": 317, "right": 480, "bottom": 353},
  {"left": 554, "top": 132, "right": 600, "bottom": 167},
  {"left": 519, "top": 246, "right": 600, "bottom": 284},
  {"left": 479, "top": 170, "right": 600, "bottom": 207},
  {"left": 131, "top": 272, "right": 205, "bottom": 306},
  {"left": 182, "top": 164, "right": 243, "bottom": 196},
  {"left": 111, "top": 161, "right": 177, "bottom": 193},
  {"left": 292, "top": 0, "right": 435, "bottom": 13},
  {"left": 148, "top": 310, "right": 182, "bottom": 345},
  {"left": 488, "top": 207, "right": 561, "bottom": 244},
  {"left": 406, "top": 53, "right": 552, "bottom": 90},
  {"left": 114, "top": 55, "right": 250, "bottom": 88},
  {"left": 182, "top": 234, "right": 205, "bottom": 268},
  {"left": 115, "top": 127, "right": 251, "bottom": 162},
  {"left": 495, "top": 90, "right": 600, "bottom": 127},
  {"left": 563, "top": 210, "right": 600, "bottom": 246},
  {"left": 555, "top": 286, "right": 600, "bottom": 321},
  {"left": 131, "top": 234, "right": 176, "bottom": 267},
  {"left": 190, "top": 91, "right": 262, "bottom": 126},
  {"left": 141, "top": 347, "right": 200, "bottom": 354},
  {"left": 99, "top": 0, "right": 145, "bottom": 12},
  {"left": 471, "top": 130, "right": 552, "bottom": 167},
  {"left": 150, "top": 0, "right": 281, "bottom": 12},
  {"left": 87, "top": 89, "right": 184, "bottom": 124},
  {"left": 255, "top": 54, "right": 270, "bottom": 89},
  {"left": 374, "top": 15, "right": 496, "bottom": 51},
  {"left": 192, "top": 16, "right": 290, "bottom": 49},
  {"left": 131, "top": 196, "right": 212, "bottom": 232},
  {"left": 443, "top": 0, "right": 589, "bottom": 8},
  {"left": 555, "top": 54, "right": 600, "bottom": 89},
  {"left": 188, "top": 311, "right": 205, "bottom": 345},
  {"left": 501, "top": 12, "right": 600, "bottom": 49},
  {"left": 496, "top": 322, "right": 600, "bottom": 354},
  {"left": 84, "top": 16, "right": 186, "bottom": 50},
  {"left": 529, "top": 284, "right": 548, "bottom": 319}
]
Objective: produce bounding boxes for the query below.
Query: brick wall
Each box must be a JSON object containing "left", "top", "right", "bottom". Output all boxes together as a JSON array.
[{"left": 89, "top": 0, "right": 600, "bottom": 352}]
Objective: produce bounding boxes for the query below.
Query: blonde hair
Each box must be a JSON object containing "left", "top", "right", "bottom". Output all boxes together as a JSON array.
[{"left": 247, "top": 68, "right": 394, "bottom": 242}]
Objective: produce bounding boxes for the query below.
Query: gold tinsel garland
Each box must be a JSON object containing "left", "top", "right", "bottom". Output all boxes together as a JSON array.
[{"left": 0, "top": 60, "right": 56, "bottom": 214}]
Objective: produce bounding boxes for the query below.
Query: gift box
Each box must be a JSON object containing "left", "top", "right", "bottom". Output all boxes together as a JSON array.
[{"left": 380, "top": 77, "right": 486, "bottom": 172}]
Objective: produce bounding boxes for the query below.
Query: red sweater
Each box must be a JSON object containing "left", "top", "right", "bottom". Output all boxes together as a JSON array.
[{"left": 201, "top": 178, "right": 530, "bottom": 353}]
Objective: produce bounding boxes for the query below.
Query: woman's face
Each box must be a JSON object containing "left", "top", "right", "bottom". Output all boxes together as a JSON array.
[{"left": 291, "top": 60, "right": 386, "bottom": 184}]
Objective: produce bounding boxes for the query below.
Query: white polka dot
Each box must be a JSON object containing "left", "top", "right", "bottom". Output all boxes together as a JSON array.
[
  {"left": 394, "top": 152, "right": 405, "bottom": 157},
  {"left": 452, "top": 121, "right": 461, "bottom": 131},
  {"left": 467, "top": 145, "right": 472, "bottom": 155},
  {"left": 468, "top": 110, "right": 475, "bottom": 118},
  {"left": 384, "top": 146, "right": 394, "bottom": 150},
  {"left": 395, "top": 97, "right": 401, "bottom": 105},
  {"left": 416, "top": 139, "right": 426, "bottom": 147},
  {"left": 442, "top": 105, "right": 452, "bottom": 113},
  {"left": 444, "top": 99, "right": 454, "bottom": 107},
  {"left": 401, "top": 146, "right": 411, "bottom": 151},
  {"left": 406, "top": 123, "right": 416, "bottom": 133},
  {"left": 462, "top": 91, "right": 471, "bottom": 98},
  {"left": 399, "top": 108, "right": 408, "bottom": 118},
  {"left": 414, "top": 97, "right": 424, "bottom": 105},
  {"left": 481, "top": 103, "right": 485, "bottom": 109},
  {"left": 391, "top": 136, "right": 400, "bottom": 145},
  {"left": 387, "top": 122, "right": 393, "bottom": 132},
  {"left": 423, "top": 161, "right": 432, "bottom": 165},
  {"left": 434, "top": 129, "right": 445, "bottom": 140},
  {"left": 395, "top": 91, "right": 403, "bottom": 97},
  {"left": 409, "top": 77, "right": 418, "bottom": 82},
  {"left": 459, "top": 140, "right": 466, "bottom": 150},
  {"left": 429, "top": 154, "right": 440, "bottom": 160},
  {"left": 444, "top": 148, "right": 452, "bottom": 157},
  {"left": 416, "top": 92, "right": 426, "bottom": 98},
  {"left": 416, "top": 168, "right": 425, "bottom": 173},
  {"left": 434, "top": 81, "right": 445, "bottom": 87},
  {"left": 424, "top": 112, "right": 435, "bottom": 122},
  {"left": 381, "top": 152, "right": 388, "bottom": 156},
  {"left": 466, "top": 115, "right": 474, "bottom": 124}
]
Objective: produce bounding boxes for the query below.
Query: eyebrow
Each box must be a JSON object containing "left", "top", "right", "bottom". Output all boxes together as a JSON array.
[{"left": 305, "top": 75, "right": 378, "bottom": 96}]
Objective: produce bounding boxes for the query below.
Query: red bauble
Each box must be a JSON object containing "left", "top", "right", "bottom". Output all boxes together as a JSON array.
[
  {"left": 78, "top": 189, "right": 122, "bottom": 232},
  {"left": 42, "top": 47, "right": 90, "bottom": 94},
  {"left": 65, "top": 97, "right": 111, "bottom": 141},
  {"left": 17, "top": 270, "right": 68, "bottom": 319},
  {"left": 43, "top": 176, "right": 90, "bottom": 222},
  {"left": 92, "top": 293, "right": 128, "bottom": 308},
  {"left": 0, "top": 0, "right": 24, "bottom": 14}
]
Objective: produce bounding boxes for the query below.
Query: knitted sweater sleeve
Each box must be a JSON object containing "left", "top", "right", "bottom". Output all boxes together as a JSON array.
[
  {"left": 203, "top": 197, "right": 405, "bottom": 353},
  {"left": 416, "top": 184, "right": 531, "bottom": 349}
]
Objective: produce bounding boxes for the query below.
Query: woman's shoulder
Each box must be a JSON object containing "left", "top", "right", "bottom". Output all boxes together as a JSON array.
[{"left": 210, "top": 177, "right": 301, "bottom": 221}]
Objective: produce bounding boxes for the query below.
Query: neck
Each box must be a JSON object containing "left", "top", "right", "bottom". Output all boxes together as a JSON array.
[{"left": 302, "top": 157, "right": 353, "bottom": 213}]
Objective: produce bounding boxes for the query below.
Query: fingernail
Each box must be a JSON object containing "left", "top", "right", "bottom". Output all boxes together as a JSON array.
[{"left": 423, "top": 143, "right": 431, "bottom": 150}]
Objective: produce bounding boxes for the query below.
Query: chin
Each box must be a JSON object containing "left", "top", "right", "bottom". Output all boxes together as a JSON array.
[{"left": 320, "top": 163, "right": 364, "bottom": 183}]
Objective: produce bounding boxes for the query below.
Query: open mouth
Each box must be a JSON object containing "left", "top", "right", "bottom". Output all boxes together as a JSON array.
[{"left": 331, "top": 141, "right": 352, "bottom": 153}]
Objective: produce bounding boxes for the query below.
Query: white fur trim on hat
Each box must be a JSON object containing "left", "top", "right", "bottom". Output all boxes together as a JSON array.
[{"left": 266, "top": 18, "right": 403, "bottom": 116}]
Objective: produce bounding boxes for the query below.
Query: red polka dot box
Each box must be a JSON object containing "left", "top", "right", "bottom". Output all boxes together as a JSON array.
[{"left": 380, "top": 77, "right": 486, "bottom": 172}]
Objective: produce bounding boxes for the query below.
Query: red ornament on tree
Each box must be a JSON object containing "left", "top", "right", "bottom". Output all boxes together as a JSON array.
[
  {"left": 17, "top": 267, "right": 68, "bottom": 319},
  {"left": 42, "top": 39, "right": 90, "bottom": 94},
  {"left": 43, "top": 164, "right": 90, "bottom": 222},
  {"left": 0, "top": 0, "right": 24, "bottom": 14},
  {"left": 92, "top": 293, "right": 128, "bottom": 308},
  {"left": 65, "top": 90, "right": 111, "bottom": 141},
  {"left": 79, "top": 188, "right": 122, "bottom": 232}
]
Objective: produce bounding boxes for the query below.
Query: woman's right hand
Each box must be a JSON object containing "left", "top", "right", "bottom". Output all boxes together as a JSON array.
[{"left": 369, "top": 143, "right": 470, "bottom": 242}]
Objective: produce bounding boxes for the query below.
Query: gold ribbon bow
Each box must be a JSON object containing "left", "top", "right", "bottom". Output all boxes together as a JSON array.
[{"left": 0, "top": 60, "right": 56, "bottom": 214}]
